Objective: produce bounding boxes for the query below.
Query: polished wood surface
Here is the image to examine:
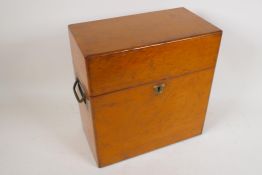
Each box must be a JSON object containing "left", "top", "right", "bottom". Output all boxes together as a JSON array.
[
  {"left": 69, "top": 31, "right": 95, "bottom": 157},
  {"left": 69, "top": 31, "right": 90, "bottom": 96},
  {"left": 68, "top": 7, "right": 222, "bottom": 167},
  {"left": 88, "top": 33, "right": 222, "bottom": 96},
  {"left": 69, "top": 7, "right": 221, "bottom": 57},
  {"left": 91, "top": 68, "right": 215, "bottom": 167}
]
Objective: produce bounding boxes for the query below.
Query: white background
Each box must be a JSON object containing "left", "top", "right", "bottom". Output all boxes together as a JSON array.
[{"left": 1, "top": 0, "right": 262, "bottom": 174}]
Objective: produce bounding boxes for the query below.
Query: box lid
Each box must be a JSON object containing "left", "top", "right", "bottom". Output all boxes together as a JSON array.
[{"left": 68, "top": 7, "right": 221, "bottom": 58}]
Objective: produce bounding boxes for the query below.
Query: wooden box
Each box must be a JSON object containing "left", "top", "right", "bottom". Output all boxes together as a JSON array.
[{"left": 68, "top": 7, "right": 222, "bottom": 167}]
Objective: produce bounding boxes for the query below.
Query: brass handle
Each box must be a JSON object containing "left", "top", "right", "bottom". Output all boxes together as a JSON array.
[
  {"left": 73, "top": 79, "right": 86, "bottom": 103},
  {"left": 154, "top": 83, "right": 165, "bottom": 94}
]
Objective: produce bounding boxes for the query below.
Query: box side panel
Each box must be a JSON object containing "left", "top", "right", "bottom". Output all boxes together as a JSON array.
[
  {"left": 92, "top": 68, "right": 215, "bottom": 167},
  {"left": 88, "top": 32, "right": 222, "bottom": 96},
  {"left": 69, "top": 30, "right": 98, "bottom": 162},
  {"left": 69, "top": 30, "right": 90, "bottom": 96}
]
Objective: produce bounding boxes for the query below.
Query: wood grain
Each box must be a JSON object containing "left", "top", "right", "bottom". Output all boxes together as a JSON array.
[
  {"left": 91, "top": 68, "right": 215, "bottom": 167},
  {"left": 88, "top": 33, "right": 222, "bottom": 96},
  {"left": 69, "top": 30, "right": 96, "bottom": 158},
  {"left": 68, "top": 7, "right": 223, "bottom": 167},
  {"left": 69, "top": 7, "right": 221, "bottom": 57}
]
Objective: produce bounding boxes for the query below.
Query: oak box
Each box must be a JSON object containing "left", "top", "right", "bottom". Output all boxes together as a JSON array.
[{"left": 68, "top": 7, "right": 222, "bottom": 167}]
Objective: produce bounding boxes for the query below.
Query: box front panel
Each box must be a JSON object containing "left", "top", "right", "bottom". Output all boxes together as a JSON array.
[{"left": 91, "top": 68, "right": 215, "bottom": 167}]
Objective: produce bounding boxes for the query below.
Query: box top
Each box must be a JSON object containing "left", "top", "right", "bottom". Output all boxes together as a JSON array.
[{"left": 69, "top": 7, "right": 221, "bottom": 58}]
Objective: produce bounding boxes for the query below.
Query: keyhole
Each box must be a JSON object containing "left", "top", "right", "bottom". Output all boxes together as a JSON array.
[{"left": 157, "top": 86, "right": 161, "bottom": 92}]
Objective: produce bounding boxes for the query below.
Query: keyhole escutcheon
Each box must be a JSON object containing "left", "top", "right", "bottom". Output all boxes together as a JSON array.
[{"left": 153, "top": 83, "right": 165, "bottom": 95}]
